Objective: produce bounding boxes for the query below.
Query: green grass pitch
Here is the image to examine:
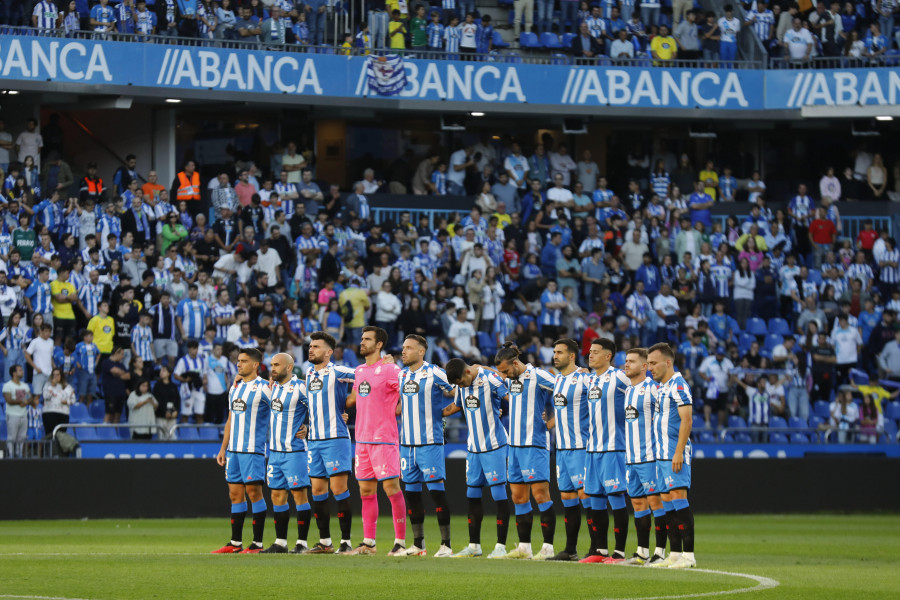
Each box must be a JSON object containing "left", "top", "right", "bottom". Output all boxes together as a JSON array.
[{"left": 1, "top": 514, "right": 898, "bottom": 599}]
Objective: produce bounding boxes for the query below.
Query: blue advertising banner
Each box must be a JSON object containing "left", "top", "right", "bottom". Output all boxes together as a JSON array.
[
  {"left": 766, "top": 68, "right": 900, "bottom": 109},
  {"left": 0, "top": 35, "right": 773, "bottom": 110}
]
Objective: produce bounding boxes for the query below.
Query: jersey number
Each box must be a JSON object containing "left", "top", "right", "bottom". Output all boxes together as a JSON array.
[
  {"left": 267, "top": 464, "right": 274, "bottom": 486},
  {"left": 400, "top": 457, "right": 408, "bottom": 472}
]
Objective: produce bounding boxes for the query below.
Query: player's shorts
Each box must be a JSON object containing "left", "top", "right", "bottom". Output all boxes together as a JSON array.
[
  {"left": 225, "top": 451, "right": 265, "bottom": 485},
  {"left": 76, "top": 372, "right": 97, "bottom": 398},
  {"left": 400, "top": 445, "right": 446, "bottom": 484},
  {"left": 555, "top": 448, "right": 586, "bottom": 492},
  {"left": 267, "top": 450, "right": 311, "bottom": 490},
  {"left": 656, "top": 453, "right": 692, "bottom": 492},
  {"left": 466, "top": 446, "right": 507, "bottom": 488},
  {"left": 307, "top": 438, "right": 352, "bottom": 479},
  {"left": 584, "top": 451, "right": 626, "bottom": 496},
  {"left": 507, "top": 446, "right": 550, "bottom": 484},
  {"left": 355, "top": 443, "right": 401, "bottom": 481},
  {"left": 626, "top": 462, "right": 661, "bottom": 498},
  {"left": 181, "top": 390, "right": 206, "bottom": 416}
]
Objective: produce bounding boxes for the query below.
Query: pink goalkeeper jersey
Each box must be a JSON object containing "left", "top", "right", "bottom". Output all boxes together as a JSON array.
[{"left": 353, "top": 359, "right": 401, "bottom": 444}]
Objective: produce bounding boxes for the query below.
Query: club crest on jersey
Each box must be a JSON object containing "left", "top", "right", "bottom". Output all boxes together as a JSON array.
[
  {"left": 601, "top": 373, "right": 611, "bottom": 383},
  {"left": 308, "top": 378, "right": 324, "bottom": 392},
  {"left": 376, "top": 366, "right": 382, "bottom": 374},
  {"left": 232, "top": 398, "right": 247, "bottom": 412},
  {"left": 588, "top": 387, "right": 601, "bottom": 401},
  {"left": 465, "top": 394, "right": 480, "bottom": 409},
  {"left": 272, "top": 398, "right": 283, "bottom": 412},
  {"left": 359, "top": 381, "right": 372, "bottom": 396},
  {"left": 625, "top": 405, "right": 638, "bottom": 420},
  {"left": 554, "top": 393, "right": 567, "bottom": 407},
  {"left": 509, "top": 381, "right": 524, "bottom": 395},
  {"left": 403, "top": 380, "right": 420, "bottom": 395}
]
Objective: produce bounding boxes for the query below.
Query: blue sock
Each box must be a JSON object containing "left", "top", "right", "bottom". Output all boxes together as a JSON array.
[
  {"left": 634, "top": 509, "right": 651, "bottom": 519},
  {"left": 562, "top": 497, "right": 579, "bottom": 508},
  {"left": 514, "top": 502, "right": 532, "bottom": 516},
  {"left": 653, "top": 508, "right": 666, "bottom": 518},
  {"left": 334, "top": 490, "right": 350, "bottom": 502},
  {"left": 405, "top": 483, "right": 423, "bottom": 493},
  {"left": 231, "top": 502, "right": 247, "bottom": 514},
  {"left": 426, "top": 482, "right": 445, "bottom": 491},
  {"left": 467, "top": 486, "right": 484, "bottom": 499},
  {"left": 296, "top": 502, "right": 310, "bottom": 512},
  {"left": 538, "top": 501, "right": 553, "bottom": 512},
  {"left": 273, "top": 503, "right": 289, "bottom": 513},
  {"left": 591, "top": 496, "right": 607, "bottom": 511},
  {"left": 581, "top": 498, "right": 591, "bottom": 509},
  {"left": 663, "top": 500, "right": 675, "bottom": 514},
  {"left": 608, "top": 495, "right": 626, "bottom": 511},
  {"left": 251, "top": 499, "right": 267, "bottom": 513},
  {"left": 673, "top": 498, "right": 690, "bottom": 511},
  {"left": 490, "top": 485, "right": 508, "bottom": 502},
  {"left": 312, "top": 493, "right": 329, "bottom": 503}
]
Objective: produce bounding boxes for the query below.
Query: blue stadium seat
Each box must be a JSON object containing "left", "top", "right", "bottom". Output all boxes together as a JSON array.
[
  {"left": 813, "top": 401, "right": 831, "bottom": 420},
  {"left": 518, "top": 314, "right": 535, "bottom": 328},
  {"left": 561, "top": 33, "right": 577, "bottom": 48},
  {"left": 807, "top": 269, "right": 823, "bottom": 285},
  {"left": 519, "top": 32, "right": 542, "bottom": 49},
  {"left": 198, "top": 427, "right": 220, "bottom": 441},
  {"left": 882, "top": 418, "right": 897, "bottom": 441},
  {"left": 721, "top": 432, "right": 735, "bottom": 442},
  {"left": 693, "top": 397, "right": 704, "bottom": 411},
  {"left": 74, "top": 427, "right": 98, "bottom": 441},
  {"left": 0, "top": 419, "right": 6, "bottom": 441},
  {"left": 767, "top": 318, "right": 791, "bottom": 336},
  {"left": 540, "top": 32, "right": 562, "bottom": 49},
  {"left": 849, "top": 369, "right": 870, "bottom": 384},
  {"left": 738, "top": 332, "right": 755, "bottom": 353},
  {"left": 768, "top": 432, "right": 789, "bottom": 444},
  {"left": 613, "top": 351, "right": 626, "bottom": 368},
  {"left": 809, "top": 416, "right": 825, "bottom": 430},
  {"left": 788, "top": 416, "right": 807, "bottom": 429},
  {"left": 95, "top": 427, "right": 118, "bottom": 440},
  {"left": 178, "top": 427, "right": 200, "bottom": 441},
  {"left": 551, "top": 53, "right": 570, "bottom": 65},
  {"left": 727, "top": 415, "right": 747, "bottom": 429},
  {"left": 504, "top": 52, "right": 523, "bottom": 63},
  {"left": 69, "top": 403, "right": 95, "bottom": 424},
  {"left": 89, "top": 400, "right": 106, "bottom": 423},
  {"left": 477, "top": 332, "right": 497, "bottom": 359},
  {"left": 692, "top": 415, "right": 705, "bottom": 431},
  {"left": 734, "top": 432, "right": 753, "bottom": 443},
  {"left": 790, "top": 432, "right": 810, "bottom": 444},
  {"left": 769, "top": 416, "right": 787, "bottom": 429},
  {"left": 885, "top": 401, "right": 900, "bottom": 422},
  {"left": 698, "top": 431, "right": 716, "bottom": 443},
  {"left": 763, "top": 333, "right": 783, "bottom": 352},
  {"left": 745, "top": 318, "right": 767, "bottom": 337},
  {"left": 492, "top": 30, "right": 510, "bottom": 49},
  {"left": 498, "top": 0, "right": 514, "bottom": 6}
]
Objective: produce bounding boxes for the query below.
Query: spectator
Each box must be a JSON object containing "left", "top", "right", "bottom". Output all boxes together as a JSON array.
[
  {"left": 829, "top": 388, "right": 859, "bottom": 443},
  {"left": 3, "top": 365, "right": 31, "bottom": 458},
  {"left": 572, "top": 21, "right": 604, "bottom": 58},
  {"left": 675, "top": 11, "right": 701, "bottom": 59},
  {"left": 783, "top": 17, "right": 814, "bottom": 61},
  {"left": 448, "top": 307, "right": 481, "bottom": 361},
  {"left": 650, "top": 24, "right": 678, "bottom": 62}
]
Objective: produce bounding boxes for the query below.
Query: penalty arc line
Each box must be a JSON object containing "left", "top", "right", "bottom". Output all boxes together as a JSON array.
[{"left": 600, "top": 568, "right": 780, "bottom": 600}]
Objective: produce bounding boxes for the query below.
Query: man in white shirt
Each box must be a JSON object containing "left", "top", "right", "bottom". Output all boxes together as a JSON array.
[
  {"left": 503, "top": 143, "right": 530, "bottom": 192},
  {"left": 546, "top": 173, "right": 574, "bottom": 208},
  {"left": 783, "top": 17, "right": 813, "bottom": 61},
  {"left": 830, "top": 314, "right": 862, "bottom": 385},
  {"left": 548, "top": 144, "right": 577, "bottom": 186},
  {"left": 610, "top": 29, "right": 635, "bottom": 57},
  {"left": 25, "top": 324, "right": 55, "bottom": 402},
  {"left": 448, "top": 147, "right": 475, "bottom": 196},
  {"left": 281, "top": 142, "right": 306, "bottom": 184},
  {"left": 373, "top": 280, "right": 402, "bottom": 350},
  {"left": 698, "top": 346, "right": 735, "bottom": 427},
  {"left": 15, "top": 118, "right": 43, "bottom": 169},
  {"left": 3, "top": 365, "right": 32, "bottom": 458},
  {"left": 448, "top": 307, "right": 481, "bottom": 361},
  {"left": 255, "top": 240, "right": 282, "bottom": 284}
]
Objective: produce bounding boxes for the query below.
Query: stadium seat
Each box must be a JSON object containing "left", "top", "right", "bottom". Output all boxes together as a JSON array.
[
  {"left": 89, "top": 400, "right": 106, "bottom": 422},
  {"left": 734, "top": 432, "right": 753, "bottom": 443},
  {"left": 492, "top": 30, "right": 510, "bottom": 49},
  {"left": 198, "top": 427, "right": 220, "bottom": 441},
  {"left": 504, "top": 52, "right": 523, "bottom": 63},
  {"left": 692, "top": 415, "right": 705, "bottom": 431},
  {"left": 738, "top": 332, "right": 755, "bottom": 353},
  {"left": 813, "top": 401, "right": 831, "bottom": 420},
  {"left": 74, "top": 427, "right": 98, "bottom": 441},
  {"left": 849, "top": 369, "right": 870, "bottom": 385},
  {"left": 768, "top": 318, "right": 791, "bottom": 336},
  {"left": 745, "top": 318, "right": 768, "bottom": 337},
  {"left": 518, "top": 314, "right": 535, "bottom": 328},
  {"left": 882, "top": 418, "right": 897, "bottom": 441},
  {"left": 770, "top": 416, "right": 788, "bottom": 429},
  {"left": 551, "top": 53, "right": 570, "bottom": 65},
  {"left": 790, "top": 432, "right": 809, "bottom": 444},
  {"left": 728, "top": 415, "right": 748, "bottom": 429},
  {"left": 768, "top": 432, "right": 789, "bottom": 444},
  {"left": 69, "top": 403, "right": 96, "bottom": 424},
  {"left": 721, "top": 432, "right": 735, "bottom": 442},
  {"left": 519, "top": 32, "right": 542, "bottom": 49},
  {"left": 540, "top": 32, "right": 562, "bottom": 49},
  {"left": 178, "top": 427, "right": 200, "bottom": 441},
  {"left": 477, "top": 332, "right": 497, "bottom": 359},
  {"left": 885, "top": 401, "right": 900, "bottom": 422},
  {"left": 561, "top": 33, "right": 577, "bottom": 48},
  {"left": 809, "top": 416, "right": 825, "bottom": 430},
  {"left": 807, "top": 269, "right": 823, "bottom": 285},
  {"left": 95, "top": 427, "right": 118, "bottom": 440},
  {"left": 788, "top": 416, "right": 807, "bottom": 429},
  {"left": 0, "top": 419, "right": 6, "bottom": 441},
  {"left": 763, "top": 333, "right": 783, "bottom": 352},
  {"left": 698, "top": 431, "right": 715, "bottom": 443}
]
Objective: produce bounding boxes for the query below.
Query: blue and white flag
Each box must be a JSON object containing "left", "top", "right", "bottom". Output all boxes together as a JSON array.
[{"left": 366, "top": 54, "right": 407, "bottom": 96}]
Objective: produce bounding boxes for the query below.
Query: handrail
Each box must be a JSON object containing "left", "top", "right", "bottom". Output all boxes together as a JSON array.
[
  {"left": 52, "top": 422, "right": 164, "bottom": 439},
  {"left": 717, "top": 425, "right": 890, "bottom": 444}
]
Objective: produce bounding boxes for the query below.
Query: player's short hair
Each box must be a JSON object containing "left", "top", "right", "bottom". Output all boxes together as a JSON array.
[
  {"left": 240, "top": 347, "right": 263, "bottom": 363},
  {"left": 404, "top": 334, "right": 427, "bottom": 350},
  {"left": 648, "top": 342, "right": 675, "bottom": 359},
  {"left": 627, "top": 347, "right": 649, "bottom": 360},
  {"left": 592, "top": 337, "right": 616, "bottom": 355},
  {"left": 445, "top": 358, "right": 467, "bottom": 385},
  {"left": 495, "top": 341, "right": 520, "bottom": 365},
  {"left": 553, "top": 338, "right": 579, "bottom": 355},
  {"left": 362, "top": 325, "right": 388, "bottom": 350},
  {"left": 81, "top": 329, "right": 92, "bottom": 339},
  {"left": 186, "top": 340, "right": 199, "bottom": 350},
  {"left": 310, "top": 331, "right": 336, "bottom": 350}
]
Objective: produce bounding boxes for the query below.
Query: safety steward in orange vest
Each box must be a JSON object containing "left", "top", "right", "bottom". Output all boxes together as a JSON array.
[
  {"left": 170, "top": 160, "right": 204, "bottom": 217},
  {"left": 79, "top": 161, "right": 106, "bottom": 204}
]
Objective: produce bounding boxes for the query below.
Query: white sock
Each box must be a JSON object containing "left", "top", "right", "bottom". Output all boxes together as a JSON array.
[
  {"left": 275, "top": 539, "right": 287, "bottom": 547},
  {"left": 518, "top": 542, "right": 530, "bottom": 551},
  {"left": 637, "top": 546, "right": 649, "bottom": 559},
  {"left": 669, "top": 551, "right": 682, "bottom": 561},
  {"left": 340, "top": 538, "right": 350, "bottom": 546},
  {"left": 394, "top": 538, "right": 405, "bottom": 546},
  {"left": 469, "top": 543, "right": 481, "bottom": 550},
  {"left": 320, "top": 538, "right": 332, "bottom": 546},
  {"left": 683, "top": 551, "right": 695, "bottom": 561},
  {"left": 542, "top": 543, "right": 554, "bottom": 551},
  {"left": 296, "top": 540, "right": 307, "bottom": 548},
  {"left": 654, "top": 547, "right": 665, "bottom": 557},
  {"left": 363, "top": 538, "right": 376, "bottom": 546},
  {"left": 230, "top": 540, "right": 242, "bottom": 546}
]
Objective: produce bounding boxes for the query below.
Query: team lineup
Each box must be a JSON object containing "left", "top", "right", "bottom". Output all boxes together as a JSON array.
[{"left": 213, "top": 328, "right": 696, "bottom": 568}]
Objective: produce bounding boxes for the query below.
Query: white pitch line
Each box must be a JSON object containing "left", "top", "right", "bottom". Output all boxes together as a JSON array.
[
  {"left": 600, "top": 568, "right": 780, "bottom": 600},
  {"left": 0, "top": 595, "right": 94, "bottom": 600}
]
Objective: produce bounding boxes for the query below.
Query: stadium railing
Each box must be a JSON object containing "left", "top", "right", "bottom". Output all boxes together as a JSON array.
[{"left": 51, "top": 423, "right": 165, "bottom": 441}]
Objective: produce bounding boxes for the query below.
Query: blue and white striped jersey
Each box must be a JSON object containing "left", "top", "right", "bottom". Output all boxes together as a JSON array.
[
  {"left": 131, "top": 324, "right": 154, "bottom": 362},
  {"left": 269, "top": 376, "right": 309, "bottom": 453},
  {"left": 539, "top": 290, "right": 564, "bottom": 327},
  {"left": 74, "top": 341, "right": 100, "bottom": 374},
  {"left": 585, "top": 366, "right": 629, "bottom": 453},
  {"left": 624, "top": 377, "right": 657, "bottom": 464},
  {"left": 174, "top": 354, "right": 207, "bottom": 400},
  {"left": 444, "top": 25, "right": 461, "bottom": 53},
  {"left": 653, "top": 372, "right": 692, "bottom": 461},
  {"left": 176, "top": 298, "right": 209, "bottom": 340},
  {"left": 211, "top": 302, "right": 235, "bottom": 340},
  {"left": 0, "top": 325, "right": 26, "bottom": 351},
  {"left": 399, "top": 362, "right": 454, "bottom": 446},
  {"left": 25, "top": 280, "right": 52, "bottom": 315},
  {"left": 32, "top": 0, "right": 59, "bottom": 29},
  {"left": 78, "top": 282, "right": 105, "bottom": 317},
  {"left": 650, "top": 172, "right": 670, "bottom": 200},
  {"left": 506, "top": 364, "right": 555, "bottom": 449},
  {"left": 228, "top": 376, "right": 271, "bottom": 454},
  {"left": 427, "top": 22, "right": 444, "bottom": 48},
  {"left": 552, "top": 370, "right": 590, "bottom": 450},
  {"left": 452, "top": 368, "right": 509, "bottom": 453},
  {"left": 305, "top": 363, "right": 356, "bottom": 441}
]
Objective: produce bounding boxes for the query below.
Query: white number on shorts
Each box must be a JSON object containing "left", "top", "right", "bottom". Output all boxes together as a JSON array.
[
  {"left": 355, "top": 455, "right": 360, "bottom": 468},
  {"left": 401, "top": 457, "right": 408, "bottom": 471},
  {"left": 556, "top": 465, "right": 560, "bottom": 480},
  {"left": 267, "top": 464, "right": 274, "bottom": 485},
  {"left": 307, "top": 452, "right": 313, "bottom": 464}
]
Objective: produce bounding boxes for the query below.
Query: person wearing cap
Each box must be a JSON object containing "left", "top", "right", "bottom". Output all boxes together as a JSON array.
[{"left": 697, "top": 345, "right": 734, "bottom": 428}]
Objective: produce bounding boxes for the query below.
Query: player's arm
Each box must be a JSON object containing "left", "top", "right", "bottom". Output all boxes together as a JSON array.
[
  {"left": 346, "top": 389, "right": 357, "bottom": 409},
  {"left": 672, "top": 404, "right": 692, "bottom": 473},
  {"left": 442, "top": 402, "right": 461, "bottom": 417},
  {"left": 217, "top": 411, "right": 232, "bottom": 466}
]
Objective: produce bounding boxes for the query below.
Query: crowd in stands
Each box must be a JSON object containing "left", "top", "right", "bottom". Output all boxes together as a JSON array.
[
  {"left": 10, "top": 0, "right": 900, "bottom": 64},
  {"left": 1, "top": 113, "right": 900, "bottom": 458}
]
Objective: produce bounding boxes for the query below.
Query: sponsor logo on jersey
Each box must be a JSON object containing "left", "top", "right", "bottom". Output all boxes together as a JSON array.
[
  {"left": 604, "top": 477, "right": 620, "bottom": 490},
  {"left": 588, "top": 387, "right": 601, "bottom": 401},
  {"left": 308, "top": 377, "right": 323, "bottom": 392},
  {"left": 272, "top": 398, "right": 283, "bottom": 412},
  {"left": 402, "top": 380, "right": 420, "bottom": 395},
  {"left": 232, "top": 398, "right": 247, "bottom": 412},
  {"left": 554, "top": 393, "right": 567, "bottom": 407},
  {"left": 464, "top": 394, "right": 480, "bottom": 409},
  {"left": 625, "top": 405, "right": 638, "bottom": 420},
  {"left": 358, "top": 381, "right": 372, "bottom": 396},
  {"left": 509, "top": 380, "right": 523, "bottom": 395}
]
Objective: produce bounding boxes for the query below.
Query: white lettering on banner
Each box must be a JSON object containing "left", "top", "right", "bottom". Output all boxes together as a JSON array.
[
  {"left": 784, "top": 71, "right": 900, "bottom": 107},
  {"left": 394, "top": 62, "right": 525, "bottom": 102},
  {"left": 562, "top": 68, "right": 748, "bottom": 108},
  {"left": 0, "top": 39, "right": 111, "bottom": 81},
  {"left": 163, "top": 48, "right": 322, "bottom": 94}
]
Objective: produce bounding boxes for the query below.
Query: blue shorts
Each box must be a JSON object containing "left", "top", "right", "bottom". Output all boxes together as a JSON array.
[
  {"left": 584, "top": 451, "right": 626, "bottom": 496},
  {"left": 466, "top": 447, "right": 507, "bottom": 488},
  {"left": 267, "top": 450, "right": 311, "bottom": 490},
  {"left": 555, "top": 448, "right": 586, "bottom": 492},
  {"left": 508, "top": 446, "right": 550, "bottom": 484},
  {"left": 225, "top": 451, "right": 265, "bottom": 485},
  {"left": 657, "top": 452, "right": 692, "bottom": 492},
  {"left": 401, "top": 445, "right": 446, "bottom": 484},
  {"left": 77, "top": 371, "right": 98, "bottom": 398},
  {"left": 27, "top": 427, "right": 44, "bottom": 441},
  {"left": 307, "top": 438, "right": 352, "bottom": 479},
  {"left": 626, "top": 462, "right": 661, "bottom": 498}
]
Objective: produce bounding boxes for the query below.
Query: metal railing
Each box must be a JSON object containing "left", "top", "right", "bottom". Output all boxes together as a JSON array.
[
  {"left": 711, "top": 215, "right": 893, "bottom": 239},
  {"left": 718, "top": 425, "right": 894, "bottom": 444},
  {"left": 51, "top": 422, "right": 164, "bottom": 440},
  {"left": 372, "top": 207, "right": 458, "bottom": 231}
]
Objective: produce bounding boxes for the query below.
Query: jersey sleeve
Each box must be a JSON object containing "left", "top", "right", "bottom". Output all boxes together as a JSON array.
[
  {"left": 487, "top": 371, "right": 509, "bottom": 399},
  {"left": 173, "top": 358, "right": 186, "bottom": 377},
  {"left": 615, "top": 369, "right": 631, "bottom": 390},
  {"left": 432, "top": 367, "right": 455, "bottom": 393},
  {"left": 336, "top": 365, "right": 356, "bottom": 382},
  {"left": 386, "top": 363, "right": 400, "bottom": 391},
  {"left": 672, "top": 377, "right": 693, "bottom": 406},
  {"left": 534, "top": 368, "right": 556, "bottom": 392},
  {"left": 258, "top": 378, "right": 272, "bottom": 406}
]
